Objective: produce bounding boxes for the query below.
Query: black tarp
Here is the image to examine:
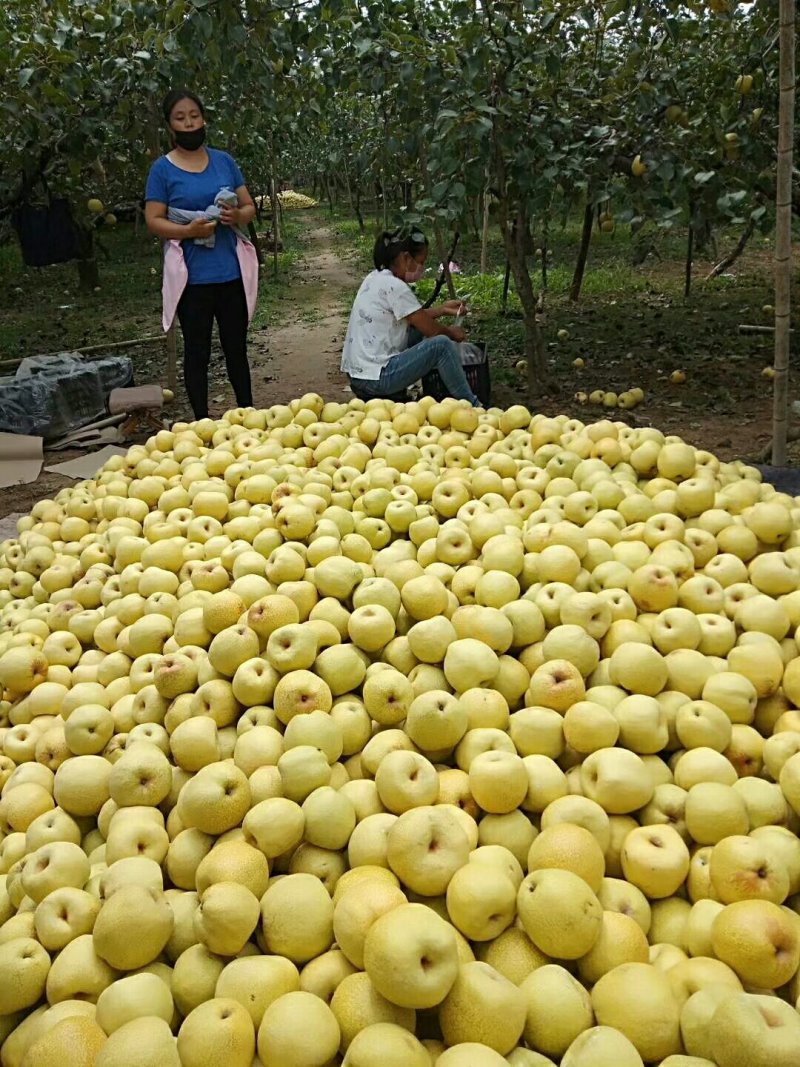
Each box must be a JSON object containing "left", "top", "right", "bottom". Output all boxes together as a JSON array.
[
  {"left": 756, "top": 466, "right": 800, "bottom": 495},
  {"left": 0, "top": 354, "right": 133, "bottom": 439},
  {"left": 12, "top": 199, "right": 80, "bottom": 267}
]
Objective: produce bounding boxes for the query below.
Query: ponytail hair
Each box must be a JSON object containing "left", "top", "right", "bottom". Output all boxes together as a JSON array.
[{"left": 373, "top": 227, "right": 429, "bottom": 270}]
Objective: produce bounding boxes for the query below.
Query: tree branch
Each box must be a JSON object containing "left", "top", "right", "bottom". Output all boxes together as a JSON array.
[{"left": 704, "top": 216, "right": 757, "bottom": 280}]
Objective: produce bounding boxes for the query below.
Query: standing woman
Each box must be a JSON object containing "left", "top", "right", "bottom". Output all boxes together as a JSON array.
[{"left": 145, "top": 89, "right": 258, "bottom": 419}]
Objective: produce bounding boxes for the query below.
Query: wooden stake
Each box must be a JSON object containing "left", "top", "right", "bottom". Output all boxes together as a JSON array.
[
  {"left": 772, "top": 0, "right": 796, "bottom": 465},
  {"left": 0, "top": 335, "right": 162, "bottom": 373},
  {"left": 739, "top": 325, "right": 794, "bottom": 335},
  {"left": 166, "top": 322, "right": 177, "bottom": 394}
]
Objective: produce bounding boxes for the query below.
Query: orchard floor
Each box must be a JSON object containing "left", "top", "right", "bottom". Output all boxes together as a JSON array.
[
  {"left": 245, "top": 224, "right": 357, "bottom": 409},
  {"left": 0, "top": 219, "right": 356, "bottom": 518},
  {"left": 0, "top": 210, "right": 795, "bottom": 517},
  {"left": 505, "top": 286, "right": 782, "bottom": 463}
]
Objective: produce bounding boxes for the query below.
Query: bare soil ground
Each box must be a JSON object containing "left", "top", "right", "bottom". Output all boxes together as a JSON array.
[{"left": 246, "top": 227, "right": 358, "bottom": 408}]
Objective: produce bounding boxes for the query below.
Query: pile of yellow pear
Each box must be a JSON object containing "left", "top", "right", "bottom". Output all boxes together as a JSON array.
[{"left": 2, "top": 394, "right": 800, "bottom": 1067}]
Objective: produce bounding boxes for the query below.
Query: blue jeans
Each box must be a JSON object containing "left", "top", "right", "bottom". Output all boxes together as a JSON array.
[{"left": 350, "top": 335, "right": 480, "bottom": 407}]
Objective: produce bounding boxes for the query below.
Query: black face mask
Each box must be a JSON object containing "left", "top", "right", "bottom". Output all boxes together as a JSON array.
[{"left": 173, "top": 126, "right": 206, "bottom": 151}]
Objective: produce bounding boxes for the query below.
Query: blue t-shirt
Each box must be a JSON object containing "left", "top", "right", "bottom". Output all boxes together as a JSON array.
[{"left": 145, "top": 148, "right": 245, "bottom": 286}]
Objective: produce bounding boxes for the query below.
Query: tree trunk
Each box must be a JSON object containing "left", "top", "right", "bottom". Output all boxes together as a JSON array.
[
  {"left": 77, "top": 256, "right": 100, "bottom": 290},
  {"left": 684, "top": 214, "right": 694, "bottom": 299},
  {"left": 433, "top": 223, "right": 457, "bottom": 301},
  {"left": 487, "top": 94, "right": 545, "bottom": 390},
  {"left": 75, "top": 223, "right": 99, "bottom": 290},
  {"left": 480, "top": 182, "right": 491, "bottom": 274},
  {"left": 501, "top": 256, "right": 512, "bottom": 314},
  {"left": 345, "top": 166, "right": 365, "bottom": 233},
  {"left": 379, "top": 174, "right": 388, "bottom": 229},
  {"left": 270, "top": 173, "right": 280, "bottom": 278},
  {"left": 705, "top": 216, "right": 756, "bottom": 280},
  {"left": 772, "top": 0, "right": 796, "bottom": 465},
  {"left": 354, "top": 191, "right": 365, "bottom": 233},
  {"left": 418, "top": 142, "right": 456, "bottom": 300},
  {"left": 570, "top": 199, "right": 594, "bottom": 301},
  {"left": 469, "top": 197, "right": 481, "bottom": 241},
  {"left": 247, "top": 221, "right": 265, "bottom": 266},
  {"left": 499, "top": 201, "right": 546, "bottom": 394},
  {"left": 541, "top": 212, "right": 549, "bottom": 292},
  {"left": 145, "top": 104, "right": 162, "bottom": 161}
]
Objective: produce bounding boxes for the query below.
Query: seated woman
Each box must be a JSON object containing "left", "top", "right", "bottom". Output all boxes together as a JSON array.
[{"left": 341, "top": 229, "right": 481, "bottom": 407}]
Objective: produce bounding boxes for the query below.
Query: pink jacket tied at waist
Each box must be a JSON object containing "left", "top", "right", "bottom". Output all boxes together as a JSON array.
[{"left": 161, "top": 236, "right": 259, "bottom": 332}]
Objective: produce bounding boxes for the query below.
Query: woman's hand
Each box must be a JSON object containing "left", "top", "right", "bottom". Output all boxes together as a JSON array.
[
  {"left": 430, "top": 300, "right": 468, "bottom": 319},
  {"left": 186, "top": 217, "right": 218, "bottom": 238},
  {"left": 219, "top": 203, "right": 241, "bottom": 227},
  {"left": 448, "top": 325, "right": 467, "bottom": 343}
]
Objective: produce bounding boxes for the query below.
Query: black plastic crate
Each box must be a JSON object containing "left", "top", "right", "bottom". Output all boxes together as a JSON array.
[{"left": 422, "top": 342, "right": 491, "bottom": 406}]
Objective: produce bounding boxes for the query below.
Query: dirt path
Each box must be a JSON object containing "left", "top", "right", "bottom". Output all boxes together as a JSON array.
[
  {"left": 247, "top": 220, "right": 359, "bottom": 406},
  {"left": 0, "top": 219, "right": 360, "bottom": 520}
]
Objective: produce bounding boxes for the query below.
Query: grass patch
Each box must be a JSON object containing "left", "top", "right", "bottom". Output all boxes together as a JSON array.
[
  {"left": 0, "top": 225, "right": 163, "bottom": 358},
  {"left": 0, "top": 212, "right": 309, "bottom": 358},
  {"left": 250, "top": 246, "right": 301, "bottom": 332},
  {"left": 326, "top": 209, "right": 375, "bottom": 271}
]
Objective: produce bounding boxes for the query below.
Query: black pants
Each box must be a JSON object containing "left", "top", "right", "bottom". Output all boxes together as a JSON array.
[{"left": 176, "top": 279, "right": 253, "bottom": 418}]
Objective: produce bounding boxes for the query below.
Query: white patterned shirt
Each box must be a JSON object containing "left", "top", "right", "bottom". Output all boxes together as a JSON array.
[{"left": 341, "top": 269, "right": 422, "bottom": 380}]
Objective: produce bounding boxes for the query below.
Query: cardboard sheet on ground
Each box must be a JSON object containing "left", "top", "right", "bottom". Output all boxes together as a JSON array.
[
  {"left": 47, "top": 413, "right": 126, "bottom": 451},
  {"left": 44, "top": 445, "right": 126, "bottom": 480},
  {"left": 0, "top": 433, "right": 43, "bottom": 488}
]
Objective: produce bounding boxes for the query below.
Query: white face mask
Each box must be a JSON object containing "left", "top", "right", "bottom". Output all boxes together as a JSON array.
[{"left": 405, "top": 263, "right": 425, "bottom": 283}]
